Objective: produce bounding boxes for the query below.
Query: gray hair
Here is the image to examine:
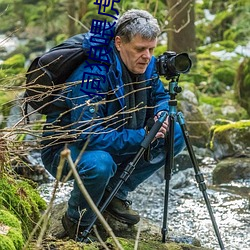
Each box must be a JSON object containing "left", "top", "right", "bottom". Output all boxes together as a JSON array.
[{"left": 115, "top": 9, "right": 160, "bottom": 43}]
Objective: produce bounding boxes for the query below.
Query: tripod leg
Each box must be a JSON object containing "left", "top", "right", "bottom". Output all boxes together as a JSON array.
[
  {"left": 162, "top": 114, "right": 175, "bottom": 243},
  {"left": 177, "top": 112, "right": 225, "bottom": 250},
  {"left": 81, "top": 112, "right": 168, "bottom": 240}
]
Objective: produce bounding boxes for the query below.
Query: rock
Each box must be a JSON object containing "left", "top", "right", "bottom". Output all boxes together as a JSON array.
[
  {"left": 213, "top": 157, "right": 250, "bottom": 184},
  {"left": 170, "top": 168, "right": 193, "bottom": 189},
  {"left": 209, "top": 120, "right": 250, "bottom": 160},
  {"left": 44, "top": 202, "right": 212, "bottom": 250},
  {"left": 179, "top": 100, "right": 211, "bottom": 148}
]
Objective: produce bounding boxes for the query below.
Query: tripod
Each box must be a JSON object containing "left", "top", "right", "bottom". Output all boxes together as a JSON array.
[
  {"left": 162, "top": 77, "right": 225, "bottom": 249},
  {"left": 82, "top": 77, "right": 225, "bottom": 250}
]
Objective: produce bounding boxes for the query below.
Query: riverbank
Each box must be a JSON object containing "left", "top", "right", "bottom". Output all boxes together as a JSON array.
[{"left": 38, "top": 155, "right": 250, "bottom": 250}]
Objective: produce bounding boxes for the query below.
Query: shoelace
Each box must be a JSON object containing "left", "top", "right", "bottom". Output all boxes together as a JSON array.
[{"left": 123, "top": 199, "right": 132, "bottom": 209}]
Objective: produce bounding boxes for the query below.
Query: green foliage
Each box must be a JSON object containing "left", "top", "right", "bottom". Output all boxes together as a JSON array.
[
  {"left": 213, "top": 67, "right": 235, "bottom": 86},
  {"left": 199, "top": 91, "right": 248, "bottom": 121},
  {"left": 0, "top": 54, "right": 26, "bottom": 84},
  {"left": 0, "top": 175, "right": 47, "bottom": 239},
  {"left": 1, "top": 54, "right": 25, "bottom": 69},
  {"left": 234, "top": 57, "right": 250, "bottom": 115},
  {"left": 154, "top": 44, "right": 167, "bottom": 57},
  {"left": 196, "top": 0, "right": 250, "bottom": 47},
  {"left": 0, "top": 235, "right": 16, "bottom": 250},
  {"left": 0, "top": 209, "right": 24, "bottom": 250}
]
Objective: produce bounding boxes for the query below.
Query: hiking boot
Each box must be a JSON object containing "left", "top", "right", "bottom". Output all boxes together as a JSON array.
[
  {"left": 105, "top": 196, "right": 140, "bottom": 225},
  {"left": 61, "top": 213, "right": 97, "bottom": 243}
]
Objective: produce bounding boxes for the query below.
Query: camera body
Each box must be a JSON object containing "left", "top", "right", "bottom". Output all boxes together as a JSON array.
[{"left": 156, "top": 51, "right": 192, "bottom": 79}]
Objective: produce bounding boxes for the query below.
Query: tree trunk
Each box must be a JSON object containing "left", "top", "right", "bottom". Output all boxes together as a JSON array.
[
  {"left": 67, "top": 0, "right": 77, "bottom": 36},
  {"left": 167, "top": 0, "right": 196, "bottom": 62},
  {"left": 78, "top": 0, "right": 88, "bottom": 20}
]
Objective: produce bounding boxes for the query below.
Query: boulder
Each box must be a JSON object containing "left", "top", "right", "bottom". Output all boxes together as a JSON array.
[
  {"left": 209, "top": 120, "right": 250, "bottom": 160},
  {"left": 213, "top": 157, "right": 250, "bottom": 184}
]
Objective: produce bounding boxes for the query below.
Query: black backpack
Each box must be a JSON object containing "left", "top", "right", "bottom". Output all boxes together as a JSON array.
[{"left": 24, "top": 34, "right": 89, "bottom": 115}]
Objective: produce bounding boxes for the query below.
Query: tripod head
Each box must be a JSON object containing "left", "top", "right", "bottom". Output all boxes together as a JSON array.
[{"left": 168, "top": 76, "right": 182, "bottom": 100}]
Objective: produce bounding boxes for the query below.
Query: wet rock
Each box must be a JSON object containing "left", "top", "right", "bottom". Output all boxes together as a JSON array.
[
  {"left": 213, "top": 157, "right": 250, "bottom": 184},
  {"left": 45, "top": 202, "right": 210, "bottom": 250}
]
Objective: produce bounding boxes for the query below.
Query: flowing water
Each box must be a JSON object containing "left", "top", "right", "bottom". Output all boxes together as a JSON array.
[{"left": 38, "top": 156, "right": 250, "bottom": 250}]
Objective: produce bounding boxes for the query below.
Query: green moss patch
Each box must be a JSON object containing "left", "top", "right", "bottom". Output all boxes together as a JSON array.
[
  {"left": 0, "top": 175, "right": 47, "bottom": 239},
  {"left": 0, "top": 209, "right": 24, "bottom": 250}
]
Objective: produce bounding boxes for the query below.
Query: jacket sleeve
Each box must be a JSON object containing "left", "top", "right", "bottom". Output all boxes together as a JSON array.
[{"left": 66, "top": 64, "right": 146, "bottom": 156}]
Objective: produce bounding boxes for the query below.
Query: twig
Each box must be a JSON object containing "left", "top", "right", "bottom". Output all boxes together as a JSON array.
[
  {"left": 22, "top": 154, "right": 65, "bottom": 249},
  {"left": 62, "top": 148, "right": 124, "bottom": 250},
  {"left": 134, "top": 219, "right": 142, "bottom": 250},
  {"left": 93, "top": 225, "right": 110, "bottom": 250},
  {"left": 68, "top": 14, "right": 90, "bottom": 32}
]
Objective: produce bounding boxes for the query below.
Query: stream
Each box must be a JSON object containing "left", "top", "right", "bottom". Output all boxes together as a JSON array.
[{"left": 38, "top": 155, "right": 250, "bottom": 250}]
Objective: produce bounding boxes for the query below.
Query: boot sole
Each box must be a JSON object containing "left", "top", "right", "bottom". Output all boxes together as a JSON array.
[{"left": 105, "top": 210, "right": 140, "bottom": 225}]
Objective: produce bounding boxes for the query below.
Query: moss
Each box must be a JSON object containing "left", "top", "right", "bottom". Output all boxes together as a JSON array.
[
  {"left": 0, "top": 209, "right": 24, "bottom": 249},
  {"left": 199, "top": 95, "right": 224, "bottom": 107},
  {"left": 209, "top": 120, "right": 250, "bottom": 151},
  {"left": 213, "top": 67, "right": 235, "bottom": 86},
  {"left": 0, "top": 209, "right": 21, "bottom": 229},
  {"left": 0, "top": 54, "right": 26, "bottom": 86},
  {"left": 0, "top": 175, "right": 47, "bottom": 239},
  {"left": 1, "top": 54, "right": 25, "bottom": 69},
  {"left": 106, "top": 237, "right": 208, "bottom": 250},
  {"left": 213, "top": 120, "right": 250, "bottom": 133},
  {"left": 0, "top": 235, "right": 16, "bottom": 250},
  {"left": 235, "top": 58, "right": 250, "bottom": 115},
  {"left": 7, "top": 228, "right": 24, "bottom": 249}
]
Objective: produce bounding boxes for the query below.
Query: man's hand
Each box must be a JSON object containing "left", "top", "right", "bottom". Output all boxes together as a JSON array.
[{"left": 154, "top": 111, "right": 169, "bottom": 139}]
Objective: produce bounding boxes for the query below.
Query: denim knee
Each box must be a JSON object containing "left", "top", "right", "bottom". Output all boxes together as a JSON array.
[{"left": 76, "top": 150, "right": 117, "bottom": 182}]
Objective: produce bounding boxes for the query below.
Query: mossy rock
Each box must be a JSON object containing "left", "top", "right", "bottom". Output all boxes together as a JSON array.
[
  {"left": 106, "top": 237, "right": 210, "bottom": 250},
  {"left": 0, "top": 174, "right": 47, "bottom": 239},
  {"left": 0, "top": 209, "right": 24, "bottom": 250},
  {"left": 209, "top": 120, "right": 250, "bottom": 160}
]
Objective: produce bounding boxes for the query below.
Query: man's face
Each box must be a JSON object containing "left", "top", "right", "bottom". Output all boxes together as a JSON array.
[{"left": 115, "top": 35, "right": 157, "bottom": 74}]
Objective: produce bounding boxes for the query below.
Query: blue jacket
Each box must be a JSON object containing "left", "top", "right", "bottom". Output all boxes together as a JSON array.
[{"left": 44, "top": 29, "right": 170, "bottom": 156}]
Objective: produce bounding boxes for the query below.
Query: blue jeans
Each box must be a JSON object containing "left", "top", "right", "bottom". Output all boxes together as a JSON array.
[{"left": 41, "top": 122, "right": 185, "bottom": 226}]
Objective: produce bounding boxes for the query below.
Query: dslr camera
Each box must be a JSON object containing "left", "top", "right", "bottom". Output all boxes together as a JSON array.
[{"left": 156, "top": 51, "right": 192, "bottom": 79}]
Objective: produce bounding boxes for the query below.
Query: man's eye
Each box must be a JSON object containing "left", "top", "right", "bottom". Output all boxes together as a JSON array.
[{"left": 136, "top": 48, "right": 144, "bottom": 52}]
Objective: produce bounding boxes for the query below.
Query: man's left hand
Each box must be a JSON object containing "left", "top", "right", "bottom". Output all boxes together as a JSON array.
[{"left": 154, "top": 111, "right": 169, "bottom": 139}]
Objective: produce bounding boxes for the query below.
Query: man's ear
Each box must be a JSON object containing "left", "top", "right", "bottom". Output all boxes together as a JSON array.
[{"left": 115, "top": 36, "right": 122, "bottom": 51}]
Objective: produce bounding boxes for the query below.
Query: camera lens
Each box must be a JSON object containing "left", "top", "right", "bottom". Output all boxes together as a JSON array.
[{"left": 174, "top": 53, "right": 192, "bottom": 73}]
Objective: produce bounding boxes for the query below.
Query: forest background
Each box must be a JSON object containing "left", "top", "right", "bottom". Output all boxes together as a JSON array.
[
  {"left": 0, "top": 0, "right": 250, "bottom": 126},
  {"left": 0, "top": 0, "right": 250, "bottom": 249}
]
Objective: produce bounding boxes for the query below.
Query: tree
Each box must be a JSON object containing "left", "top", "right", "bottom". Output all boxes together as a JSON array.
[{"left": 166, "top": 0, "right": 196, "bottom": 62}]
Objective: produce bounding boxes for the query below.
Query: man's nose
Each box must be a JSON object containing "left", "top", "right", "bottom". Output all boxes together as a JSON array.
[{"left": 142, "top": 49, "right": 151, "bottom": 59}]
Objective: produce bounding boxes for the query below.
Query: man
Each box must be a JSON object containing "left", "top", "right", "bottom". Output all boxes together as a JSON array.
[{"left": 41, "top": 9, "right": 185, "bottom": 241}]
